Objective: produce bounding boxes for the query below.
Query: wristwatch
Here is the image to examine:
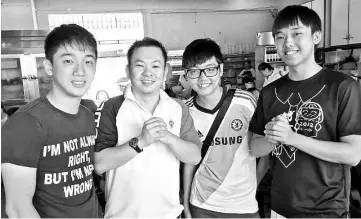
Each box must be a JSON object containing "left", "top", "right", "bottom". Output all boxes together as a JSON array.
[{"left": 129, "top": 137, "right": 143, "bottom": 153}]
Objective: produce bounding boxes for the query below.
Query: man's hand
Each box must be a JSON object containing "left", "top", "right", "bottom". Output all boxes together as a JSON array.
[
  {"left": 264, "top": 114, "right": 296, "bottom": 145},
  {"left": 138, "top": 117, "right": 168, "bottom": 148}
]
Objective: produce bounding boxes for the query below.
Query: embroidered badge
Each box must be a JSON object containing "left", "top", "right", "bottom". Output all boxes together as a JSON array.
[
  {"left": 169, "top": 119, "right": 174, "bottom": 128},
  {"left": 231, "top": 119, "right": 243, "bottom": 131}
]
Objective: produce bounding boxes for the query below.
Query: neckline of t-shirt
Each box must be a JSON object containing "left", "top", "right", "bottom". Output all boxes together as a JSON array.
[
  {"left": 41, "top": 95, "right": 81, "bottom": 118},
  {"left": 285, "top": 68, "right": 325, "bottom": 84},
  {"left": 193, "top": 87, "right": 227, "bottom": 114}
]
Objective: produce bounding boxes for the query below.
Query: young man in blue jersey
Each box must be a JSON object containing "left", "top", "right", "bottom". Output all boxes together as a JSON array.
[
  {"left": 249, "top": 5, "right": 361, "bottom": 218},
  {"left": 182, "top": 38, "right": 263, "bottom": 218}
]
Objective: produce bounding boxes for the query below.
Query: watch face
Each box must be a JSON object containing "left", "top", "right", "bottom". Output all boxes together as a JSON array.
[{"left": 129, "top": 137, "right": 138, "bottom": 148}]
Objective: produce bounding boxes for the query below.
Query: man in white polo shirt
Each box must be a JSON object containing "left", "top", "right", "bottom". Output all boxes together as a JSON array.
[
  {"left": 258, "top": 62, "right": 284, "bottom": 87},
  {"left": 94, "top": 37, "right": 202, "bottom": 218}
]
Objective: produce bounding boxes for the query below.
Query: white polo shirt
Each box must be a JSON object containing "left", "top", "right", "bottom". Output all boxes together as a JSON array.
[
  {"left": 95, "top": 86, "right": 200, "bottom": 218},
  {"left": 263, "top": 71, "right": 283, "bottom": 87}
]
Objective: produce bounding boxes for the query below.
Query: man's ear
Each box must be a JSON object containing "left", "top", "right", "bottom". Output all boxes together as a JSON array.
[
  {"left": 125, "top": 65, "right": 130, "bottom": 79},
  {"left": 43, "top": 59, "right": 53, "bottom": 76},
  {"left": 313, "top": 30, "right": 322, "bottom": 45},
  {"left": 219, "top": 63, "right": 224, "bottom": 77}
]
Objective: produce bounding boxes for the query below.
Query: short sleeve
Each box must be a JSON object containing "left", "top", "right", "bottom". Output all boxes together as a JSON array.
[
  {"left": 95, "top": 96, "right": 124, "bottom": 152},
  {"left": 249, "top": 90, "right": 266, "bottom": 136},
  {"left": 1, "top": 112, "right": 44, "bottom": 167},
  {"left": 174, "top": 99, "right": 202, "bottom": 147},
  {"left": 337, "top": 79, "right": 361, "bottom": 137}
]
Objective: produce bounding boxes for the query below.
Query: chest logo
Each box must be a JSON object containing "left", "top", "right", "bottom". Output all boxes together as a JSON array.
[
  {"left": 231, "top": 119, "right": 243, "bottom": 131},
  {"left": 169, "top": 119, "right": 174, "bottom": 128}
]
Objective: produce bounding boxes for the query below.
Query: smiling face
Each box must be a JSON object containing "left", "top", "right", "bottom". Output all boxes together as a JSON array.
[
  {"left": 127, "top": 46, "right": 166, "bottom": 97},
  {"left": 274, "top": 19, "right": 321, "bottom": 69},
  {"left": 186, "top": 56, "right": 223, "bottom": 97},
  {"left": 44, "top": 44, "right": 96, "bottom": 99}
]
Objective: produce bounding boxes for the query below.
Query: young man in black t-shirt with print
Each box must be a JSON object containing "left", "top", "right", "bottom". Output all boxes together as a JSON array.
[
  {"left": 2, "top": 24, "right": 101, "bottom": 218},
  {"left": 248, "top": 5, "right": 361, "bottom": 218}
]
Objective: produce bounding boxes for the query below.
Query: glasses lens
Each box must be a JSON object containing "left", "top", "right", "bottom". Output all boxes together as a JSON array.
[
  {"left": 187, "top": 69, "right": 200, "bottom": 79},
  {"left": 187, "top": 65, "right": 219, "bottom": 78},
  {"left": 204, "top": 67, "right": 218, "bottom": 77}
]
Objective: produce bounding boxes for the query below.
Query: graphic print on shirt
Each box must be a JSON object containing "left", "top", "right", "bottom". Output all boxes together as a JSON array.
[
  {"left": 41, "top": 135, "right": 96, "bottom": 198},
  {"left": 272, "top": 85, "right": 325, "bottom": 168}
]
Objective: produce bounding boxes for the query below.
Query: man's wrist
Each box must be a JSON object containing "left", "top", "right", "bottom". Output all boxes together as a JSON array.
[
  {"left": 137, "top": 135, "right": 146, "bottom": 149},
  {"left": 288, "top": 131, "right": 301, "bottom": 147}
]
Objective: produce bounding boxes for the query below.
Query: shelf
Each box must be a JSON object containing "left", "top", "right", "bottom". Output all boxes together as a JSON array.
[
  {"left": 317, "top": 43, "right": 361, "bottom": 52},
  {"left": 224, "top": 59, "right": 255, "bottom": 63},
  {"left": 265, "top": 61, "right": 285, "bottom": 64},
  {"left": 224, "top": 53, "right": 255, "bottom": 57}
]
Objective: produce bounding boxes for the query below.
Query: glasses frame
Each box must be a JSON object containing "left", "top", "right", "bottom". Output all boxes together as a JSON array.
[{"left": 185, "top": 65, "right": 220, "bottom": 79}]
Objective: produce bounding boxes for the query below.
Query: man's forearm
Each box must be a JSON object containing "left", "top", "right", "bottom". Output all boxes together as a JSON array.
[
  {"left": 291, "top": 133, "right": 361, "bottom": 166},
  {"left": 6, "top": 202, "right": 40, "bottom": 218},
  {"left": 183, "top": 164, "right": 197, "bottom": 208},
  {"left": 94, "top": 143, "right": 138, "bottom": 174},
  {"left": 165, "top": 134, "right": 201, "bottom": 165},
  {"left": 249, "top": 133, "right": 274, "bottom": 157}
]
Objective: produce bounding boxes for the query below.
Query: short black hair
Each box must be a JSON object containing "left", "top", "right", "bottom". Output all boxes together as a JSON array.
[
  {"left": 44, "top": 24, "right": 98, "bottom": 63},
  {"left": 182, "top": 38, "right": 224, "bottom": 69},
  {"left": 272, "top": 5, "right": 322, "bottom": 37},
  {"left": 258, "top": 62, "right": 274, "bottom": 71},
  {"left": 127, "top": 37, "right": 168, "bottom": 66}
]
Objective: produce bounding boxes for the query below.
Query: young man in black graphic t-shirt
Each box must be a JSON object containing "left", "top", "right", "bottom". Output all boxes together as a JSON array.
[
  {"left": 1, "top": 24, "right": 101, "bottom": 218},
  {"left": 248, "top": 5, "right": 361, "bottom": 218}
]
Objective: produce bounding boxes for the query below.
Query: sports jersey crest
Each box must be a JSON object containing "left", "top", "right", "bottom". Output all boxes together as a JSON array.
[{"left": 231, "top": 119, "right": 243, "bottom": 131}]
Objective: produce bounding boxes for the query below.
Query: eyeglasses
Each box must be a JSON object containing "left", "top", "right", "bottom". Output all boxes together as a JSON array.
[{"left": 185, "top": 65, "right": 220, "bottom": 79}]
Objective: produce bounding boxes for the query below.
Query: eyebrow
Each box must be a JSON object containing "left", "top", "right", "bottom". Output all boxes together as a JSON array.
[
  {"left": 192, "top": 63, "right": 218, "bottom": 69},
  {"left": 85, "top": 54, "right": 96, "bottom": 59},
  {"left": 133, "top": 59, "right": 162, "bottom": 64},
  {"left": 60, "top": 53, "right": 74, "bottom": 58},
  {"left": 60, "top": 53, "right": 96, "bottom": 59},
  {"left": 276, "top": 26, "right": 304, "bottom": 35}
]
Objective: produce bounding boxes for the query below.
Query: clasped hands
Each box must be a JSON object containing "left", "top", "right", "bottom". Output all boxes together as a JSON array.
[
  {"left": 264, "top": 113, "right": 297, "bottom": 146},
  {"left": 138, "top": 117, "right": 173, "bottom": 149}
]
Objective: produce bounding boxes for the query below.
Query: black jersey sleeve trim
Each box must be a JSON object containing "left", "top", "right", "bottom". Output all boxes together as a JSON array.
[{"left": 95, "top": 95, "right": 125, "bottom": 152}]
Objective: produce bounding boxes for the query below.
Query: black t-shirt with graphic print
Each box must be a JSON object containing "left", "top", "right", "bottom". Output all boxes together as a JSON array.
[
  {"left": 1, "top": 96, "right": 101, "bottom": 218},
  {"left": 249, "top": 68, "right": 361, "bottom": 217}
]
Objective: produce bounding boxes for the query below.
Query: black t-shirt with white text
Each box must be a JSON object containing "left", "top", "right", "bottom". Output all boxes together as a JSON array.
[{"left": 2, "top": 96, "right": 100, "bottom": 218}]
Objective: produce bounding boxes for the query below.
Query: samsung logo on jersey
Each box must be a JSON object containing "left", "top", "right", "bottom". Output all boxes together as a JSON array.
[{"left": 211, "top": 135, "right": 243, "bottom": 146}]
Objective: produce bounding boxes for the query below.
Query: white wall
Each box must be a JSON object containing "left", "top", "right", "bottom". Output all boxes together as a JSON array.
[
  {"left": 2, "top": 0, "right": 279, "bottom": 50},
  {"left": 277, "top": 0, "right": 313, "bottom": 10},
  {"left": 148, "top": 11, "right": 274, "bottom": 50}
]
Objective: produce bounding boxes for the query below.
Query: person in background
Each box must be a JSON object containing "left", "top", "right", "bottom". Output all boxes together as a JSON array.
[
  {"left": 94, "top": 37, "right": 201, "bottom": 218},
  {"left": 258, "top": 62, "right": 284, "bottom": 87},
  {"left": 248, "top": 5, "right": 361, "bottom": 218},
  {"left": 182, "top": 38, "right": 262, "bottom": 218},
  {"left": 221, "top": 79, "right": 232, "bottom": 91},
  {"left": 242, "top": 71, "right": 260, "bottom": 100},
  {"left": 237, "top": 60, "right": 255, "bottom": 85},
  {"left": 1, "top": 24, "right": 101, "bottom": 218}
]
